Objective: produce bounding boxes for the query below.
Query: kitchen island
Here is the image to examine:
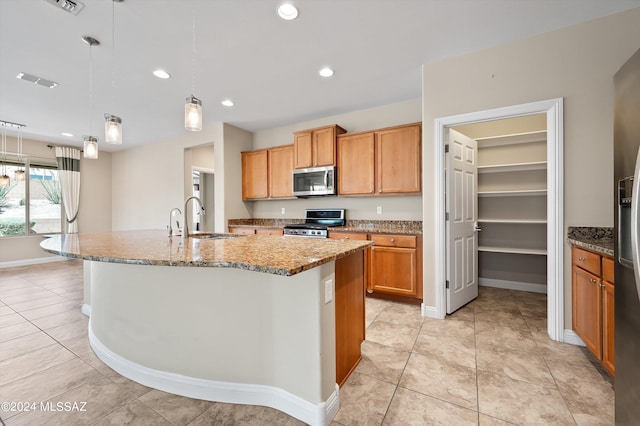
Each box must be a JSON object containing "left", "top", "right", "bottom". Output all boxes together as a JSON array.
[{"left": 40, "top": 230, "right": 371, "bottom": 426}]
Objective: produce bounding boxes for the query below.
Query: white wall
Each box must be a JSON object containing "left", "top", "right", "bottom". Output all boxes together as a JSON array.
[
  {"left": 111, "top": 126, "right": 219, "bottom": 231},
  {"left": 421, "top": 8, "right": 640, "bottom": 325},
  {"left": 0, "top": 137, "right": 111, "bottom": 265},
  {"left": 251, "top": 98, "right": 423, "bottom": 221}
]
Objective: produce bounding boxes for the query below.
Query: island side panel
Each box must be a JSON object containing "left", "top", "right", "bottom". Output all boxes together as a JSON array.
[
  {"left": 335, "top": 250, "right": 365, "bottom": 387},
  {"left": 88, "top": 261, "right": 336, "bottom": 405}
]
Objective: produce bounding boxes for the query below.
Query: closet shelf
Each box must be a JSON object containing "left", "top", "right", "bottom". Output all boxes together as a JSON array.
[
  {"left": 478, "top": 246, "right": 548, "bottom": 255},
  {"left": 476, "top": 130, "right": 547, "bottom": 148},
  {"left": 478, "top": 189, "right": 547, "bottom": 197},
  {"left": 478, "top": 161, "right": 547, "bottom": 173},
  {"left": 478, "top": 218, "right": 547, "bottom": 224}
]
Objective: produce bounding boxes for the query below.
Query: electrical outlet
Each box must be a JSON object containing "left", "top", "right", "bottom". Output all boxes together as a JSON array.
[
  {"left": 281, "top": 207, "right": 286, "bottom": 215},
  {"left": 324, "top": 279, "right": 333, "bottom": 304},
  {"left": 376, "top": 206, "right": 383, "bottom": 214}
]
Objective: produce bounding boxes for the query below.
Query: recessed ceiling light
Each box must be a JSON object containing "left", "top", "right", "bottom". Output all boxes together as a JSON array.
[
  {"left": 61, "top": 132, "right": 74, "bottom": 137},
  {"left": 221, "top": 99, "right": 234, "bottom": 107},
  {"left": 153, "top": 69, "right": 171, "bottom": 79},
  {"left": 16, "top": 72, "right": 58, "bottom": 88},
  {"left": 277, "top": 3, "right": 298, "bottom": 20},
  {"left": 319, "top": 67, "right": 334, "bottom": 78}
]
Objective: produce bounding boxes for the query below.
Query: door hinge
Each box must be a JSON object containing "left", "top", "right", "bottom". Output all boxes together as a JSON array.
[
  {"left": 446, "top": 280, "right": 450, "bottom": 289},
  {"left": 444, "top": 144, "right": 449, "bottom": 153},
  {"left": 445, "top": 212, "right": 449, "bottom": 221}
]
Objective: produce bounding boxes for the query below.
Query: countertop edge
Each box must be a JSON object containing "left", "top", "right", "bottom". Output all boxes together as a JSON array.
[{"left": 568, "top": 238, "right": 614, "bottom": 258}]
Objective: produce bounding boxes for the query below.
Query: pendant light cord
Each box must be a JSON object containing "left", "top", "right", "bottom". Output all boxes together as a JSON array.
[
  {"left": 89, "top": 43, "right": 94, "bottom": 136},
  {"left": 191, "top": 0, "right": 196, "bottom": 96},
  {"left": 111, "top": 0, "right": 116, "bottom": 112}
]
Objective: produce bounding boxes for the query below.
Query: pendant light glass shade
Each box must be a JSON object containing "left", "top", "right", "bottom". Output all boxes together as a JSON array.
[
  {"left": 185, "top": 95, "right": 202, "bottom": 131},
  {"left": 84, "top": 136, "right": 99, "bottom": 159},
  {"left": 104, "top": 114, "right": 122, "bottom": 144},
  {"left": 14, "top": 169, "right": 25, "bottom": 181},
  {"left": 0, "top": 174, "right": 10, "bottom": 187}
]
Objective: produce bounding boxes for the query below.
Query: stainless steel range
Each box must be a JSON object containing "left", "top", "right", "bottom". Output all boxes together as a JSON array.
[{"left": 283, "top": 209, "right": 345, "bottom": 238}]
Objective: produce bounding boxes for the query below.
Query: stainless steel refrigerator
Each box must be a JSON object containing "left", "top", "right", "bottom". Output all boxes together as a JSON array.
[{"left": 614, "top": 47, "right": 640, "bottom": 424}]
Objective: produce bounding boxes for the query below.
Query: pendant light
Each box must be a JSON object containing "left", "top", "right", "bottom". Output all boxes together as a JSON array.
[
  {"left": 105, "top": 0, "right": 123, "bottom": 144},
  {"left": 14, "top": 123, "right": 25, "bottom": 181},
  {"left": 81, "top": 35, "right": 100, "bottom": 159},
  {"left": 0, "top": 122, "right": 9, "bottom": 187},
  {"left": 184, "top": 0, "right": 202, "bottom": 131}
]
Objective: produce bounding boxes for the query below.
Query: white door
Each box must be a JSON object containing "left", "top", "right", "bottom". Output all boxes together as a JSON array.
[{"left": 446, "top": 129, "right": 478, "bottom": 313}]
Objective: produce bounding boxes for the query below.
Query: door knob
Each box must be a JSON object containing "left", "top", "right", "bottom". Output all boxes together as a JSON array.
[{"left": 474, "top": 222, "right": 482, "bottom": 232}]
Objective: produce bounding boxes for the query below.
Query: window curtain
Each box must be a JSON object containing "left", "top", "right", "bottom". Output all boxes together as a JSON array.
[{"left": 54, "top": 147, "right": 81, "bottom": 233}]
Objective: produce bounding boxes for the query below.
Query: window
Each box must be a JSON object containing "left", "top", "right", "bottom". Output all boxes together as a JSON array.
[{"left": 0, "top": 159, "right": 62, "bottom": 237}]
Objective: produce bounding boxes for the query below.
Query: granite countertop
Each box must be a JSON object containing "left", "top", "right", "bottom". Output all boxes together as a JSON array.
[
  {"left": 228, "top": 219, "right": 423, "bottom": 235},
  {"left": 40, "top": 230, "right": 372, "bottom": 276},
  {"left": 567, "top": 227, "right": 614, "bottom": 257}
]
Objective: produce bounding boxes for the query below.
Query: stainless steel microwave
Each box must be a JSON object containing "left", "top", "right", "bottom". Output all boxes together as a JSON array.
[{"left": 292, "top": 166, "right": 336, "bottom": 196}]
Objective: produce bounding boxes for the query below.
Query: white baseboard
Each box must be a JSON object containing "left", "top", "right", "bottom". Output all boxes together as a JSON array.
[
  {"left": 81, "top": 303, "right": 91, "bottom": 317},
  {"left": 0, "top": 256, "right": 68, "bottom": 269},
  {"left": 88, "top": 324, "right": 338, "bottom": 426},
  {"left": 479, "top": 278, "right": 547, "bottom": 294},
  {"left": 563, "top": 329, "right": 586, "bottom": 346},
  {"left": 421, "top": 304, "right": 442, "bottom": 319}
]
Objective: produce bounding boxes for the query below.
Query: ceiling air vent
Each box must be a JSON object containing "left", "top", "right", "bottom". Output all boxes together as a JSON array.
[
  {"left": 16, "top": 72, "right": 58, "bottom": 89},
  {"left": 42, "top": 0, "right": 84, "bottom": 16}
]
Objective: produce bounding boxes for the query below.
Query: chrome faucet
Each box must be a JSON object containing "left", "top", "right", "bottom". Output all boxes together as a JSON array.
[
  {"left": 168, "top": 208, "right": 182, "bottom": 236},
  {"left": 183, "top": 196, "right": 205, "bottom": 238}
]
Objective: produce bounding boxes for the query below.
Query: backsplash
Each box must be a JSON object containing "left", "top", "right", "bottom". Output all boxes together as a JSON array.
[{"left": 567, "top": 227, "right": 613, "bottom": 241}]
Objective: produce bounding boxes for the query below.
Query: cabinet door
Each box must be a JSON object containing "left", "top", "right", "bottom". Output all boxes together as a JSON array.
[
  {"left": 242, "top": 150, "right": 268, "bottom": 200},
  {"left": 293, "top": 132, "right": 313, "bottom": 169},
  {"left": 269, "top": 145, "right": 294, "bottom": 198},
  {"left": 376, "top": 124, "right": 421, "bottom": 194},
  {"left": 572, "top": 265, "right": 602, "bottom": 359},
  {"left": 337, "top": 133, "right": 375, "bottom": 195},
  {"left": 369, "top": 246, "right": 417, "bottom": 296},
  {"left": 313, "top": 126, "right": 336, "bottom": 167},
  {"left": 602, "top": 280, "right": 615, "bottom": 376}
]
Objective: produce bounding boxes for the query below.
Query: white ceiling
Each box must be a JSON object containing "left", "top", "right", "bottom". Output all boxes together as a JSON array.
[{"left": 1, "top": 0, "right": 639, "bottom": 152}]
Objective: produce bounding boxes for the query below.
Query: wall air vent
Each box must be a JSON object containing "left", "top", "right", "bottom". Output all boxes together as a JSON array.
[
  {"left": 16, "top": 72, "right": 58, "bottom": 89},
  {"left": 42, "top": 0, "right": 84, "bottom": 16}
]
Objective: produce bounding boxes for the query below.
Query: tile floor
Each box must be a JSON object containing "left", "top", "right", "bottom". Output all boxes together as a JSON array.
[{"left": 0, "top": 260, "right": 613, "bottom": 425}]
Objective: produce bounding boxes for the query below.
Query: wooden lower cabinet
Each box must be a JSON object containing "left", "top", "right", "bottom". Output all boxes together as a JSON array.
[
  {"left": 368, "top": 234, "right": 422, "bottom": 301},
  {"left": 571, "top": 246, "right": 614, "bottom": 376}
]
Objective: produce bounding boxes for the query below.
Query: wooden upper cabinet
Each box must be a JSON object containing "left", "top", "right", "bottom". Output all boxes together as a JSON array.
[
  {"left": 294, "top": 125, "right": 346, "bottom": 169},
  {"left": 376, "top": 124, "right": 421, "bottom": 194},
  {"left": 268, "top": 145, "right": 294, "bottom": 198},
  {"left": 293, "top": 132, "right": 313, "bottom": 168},
  {"left": 242, "top": 150, "right": 268, "bottom": 200},
  {"left": 337, "top": 123, "right": 421, "bottom": 196},
  {"left": 337, "top": 132, "right": 375, "bottom": 195},
  {"left": 242, "top": 145, "right": 294, "bottom": 200}
]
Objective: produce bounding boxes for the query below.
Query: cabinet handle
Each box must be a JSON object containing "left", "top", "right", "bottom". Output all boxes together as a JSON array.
[
  {"left": 589, "top": 278, "right": 597, "bottom": 284},
  {"left": 390, "top": 238, "right": 395, "bottom": 242},
  {"left": 578, "top": 257, "right": 586, "bottom": 261}
]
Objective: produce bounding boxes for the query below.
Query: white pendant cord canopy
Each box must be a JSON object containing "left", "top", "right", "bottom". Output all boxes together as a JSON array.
[
  {"left": 185, "top": 0, "right": 202, "bottom": 132},
  {"left": 82, "top": 35, "right": 100, "bottom": 159},
  {"left": 105, "top": 0, "right": 123, "bottom": 145}
]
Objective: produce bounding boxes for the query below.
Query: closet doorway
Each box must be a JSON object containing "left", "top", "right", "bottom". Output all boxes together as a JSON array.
[{"left": 435, "top": 98, "right": 564, "bottom": 342}]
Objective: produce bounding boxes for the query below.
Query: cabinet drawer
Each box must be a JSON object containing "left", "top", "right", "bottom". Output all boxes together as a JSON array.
[
  {"left": 256, "top": 228, "right": 283, "bottom": 235},
  {"left": 602, "top": 257, "right": 614, "bottom": 284},
  {"left": 328, "top": 231, "right": 368, "bottom": 241},
  {"left": 371, "top": 234, "right": 416, "bottom": 248},
  {"left": 228, "top": 227, "right": 256, "bottom": 235},
  {"left": 572, "top": 247, "right": 601, "bottom": 276}
]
